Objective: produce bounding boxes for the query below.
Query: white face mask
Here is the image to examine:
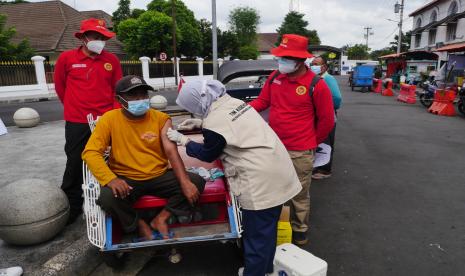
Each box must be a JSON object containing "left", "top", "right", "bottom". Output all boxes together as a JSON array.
[
  {"left": 85, "top": 39, "right": 106, "bottom": 55},
  {"left": 277, "top": 57, "right": 298, "bottom": 74}
]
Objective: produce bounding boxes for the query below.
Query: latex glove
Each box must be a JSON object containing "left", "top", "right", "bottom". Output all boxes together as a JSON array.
[
  {"left": 177, "top": 118, "right": 203, "bottom": 131},
  {"left": 167, "top": 127, "right": 190, "bottom": 146}
]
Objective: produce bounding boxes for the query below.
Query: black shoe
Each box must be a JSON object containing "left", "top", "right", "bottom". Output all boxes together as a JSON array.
[{"left": 292, "top": 231, "right": 309, "bottom": 245}]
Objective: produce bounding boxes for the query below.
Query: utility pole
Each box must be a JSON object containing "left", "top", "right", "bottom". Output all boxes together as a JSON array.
[
  {"left": 395, "top": 0, "right": 405, "bottom": 54},
  {"left": 212, "top": 0, "right": 218, "bottom": 80},
  {"left": 172, "top": 0, "right": 178, "bottom": 85},
  {"left": 364, "top": 27, "right": 373, "bottom": 49}
]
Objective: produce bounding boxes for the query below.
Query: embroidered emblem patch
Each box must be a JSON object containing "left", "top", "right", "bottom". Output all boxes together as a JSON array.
[
  {"left": 104, "top": 63, "right": 113, "bottom": 71},
  {"left": 296, "top": 85, "right": 307, "bottom": 95},
  {"left": 131, "top": 77, "right": 143, "bottom": 84},
  {"left": 141, "top": 132, "right": 157, "bottom": 142}
]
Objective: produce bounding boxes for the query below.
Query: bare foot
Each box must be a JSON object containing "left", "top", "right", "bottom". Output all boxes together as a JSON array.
[
  {"left": 150, "top": 209, "right": 171, "bottom": 239},
  {"left": 137, "top": 219, "right": 153, "bottom": 241}
]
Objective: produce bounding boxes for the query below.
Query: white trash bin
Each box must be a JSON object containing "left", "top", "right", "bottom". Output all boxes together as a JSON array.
[{"left": 271, "top": 243, "right": 327, "bottom": 276}]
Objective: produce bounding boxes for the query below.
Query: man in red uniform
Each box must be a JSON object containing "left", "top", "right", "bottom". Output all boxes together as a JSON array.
[
  {"left": 54, "top": 18, "right": 123, "bottom": 224},
  {"left": 249, "top": 34, "right": 335, "bottom": 245}
]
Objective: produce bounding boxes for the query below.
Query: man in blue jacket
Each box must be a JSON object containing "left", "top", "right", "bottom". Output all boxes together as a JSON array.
[{"left": 310, "top": 56, "right": 342, "bottom": 179}]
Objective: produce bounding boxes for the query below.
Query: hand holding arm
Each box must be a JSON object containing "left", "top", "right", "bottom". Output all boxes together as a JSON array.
[{"left": 162, "top": 120, "right": 200, "bottom": 205}]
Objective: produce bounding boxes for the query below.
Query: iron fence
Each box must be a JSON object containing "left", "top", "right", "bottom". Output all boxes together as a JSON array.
[
  {"left": 149, "top": 61, "right": 174, "bottom": 78},
  {"left": 44, "top": 61, "right": 56, "bottom": 84},
  {"left": 179, "top": 61, "right": 198, "bottom": 76},
  {"left": 0, "top": 61, "right": 37, "bottom": 86},
  {"left": 121, "top": 60, "right": 143, "bottom": 76},
  {"left": 203, "top": 61, "right": 213, "bottom": 76}
]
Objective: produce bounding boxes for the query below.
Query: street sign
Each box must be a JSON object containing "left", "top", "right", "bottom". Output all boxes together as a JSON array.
[{"left": 159, "top": 52, "right": 167, "bottom": 61}]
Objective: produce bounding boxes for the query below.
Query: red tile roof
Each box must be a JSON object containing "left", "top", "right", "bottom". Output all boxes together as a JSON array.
[
  {"left": 436, "top": 42, "right": 465, "bottom": 52},
  {"left": 257, "top": 33, "right": 279, "bottom": 52},
  {"left": 0, "top": 0, "right": 124, "bottom": 55}
]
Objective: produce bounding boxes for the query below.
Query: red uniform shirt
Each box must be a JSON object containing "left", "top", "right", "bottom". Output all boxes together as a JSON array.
[
  {"left": 54, "top": 47, "right": 123, "bottom": 123},
  {"left": 249, "top": 69, "right": 335, "bottom": 151}
]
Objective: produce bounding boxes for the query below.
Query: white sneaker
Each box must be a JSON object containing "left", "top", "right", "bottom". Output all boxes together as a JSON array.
[
  {"left": 0, "top": 267, "right": 23, "bottom": 276},
  {"left": 238, "top": 267, "right": 244, "bottom": 276}
]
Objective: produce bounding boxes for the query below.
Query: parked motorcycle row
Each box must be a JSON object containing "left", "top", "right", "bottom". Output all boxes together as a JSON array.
[{"left": 416, "top": 77, "right": 465, "bottom": 116}]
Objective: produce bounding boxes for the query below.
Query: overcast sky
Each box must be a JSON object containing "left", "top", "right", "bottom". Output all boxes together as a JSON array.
[{"left": 30, "top": 0, "right": 431, "bottom": 50}]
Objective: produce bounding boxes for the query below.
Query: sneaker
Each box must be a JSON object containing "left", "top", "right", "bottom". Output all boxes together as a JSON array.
[
  {"left": 238, "top": 267, "right": 244, "bottom": 276},
  {"left": 0, "top": 267, "right": 23, "bottom": 276},
  {"left": 292, "top": 231, "right": 309, "bottom": 245},
  {"left": 312, "top": 172, "right": 332, "bottom": 180}
]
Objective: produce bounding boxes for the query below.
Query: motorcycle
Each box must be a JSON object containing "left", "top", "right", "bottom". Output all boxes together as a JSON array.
[
  {"left": 417, "top": 78, "right": 437, "bottom": 108},
  {"left": 458, "top": 85, "right": 465, "bottom": 116}
]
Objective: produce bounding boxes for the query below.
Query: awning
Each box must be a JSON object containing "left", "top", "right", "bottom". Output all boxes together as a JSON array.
[
  {"left": 379, "top": 52, "right": 405, "bottom": 59},
  {"left": 436, "top": 42, "right": 465, "bottom": 52},
  {"left": 379, "top": 51, "right": 438, "bottom": 60}
]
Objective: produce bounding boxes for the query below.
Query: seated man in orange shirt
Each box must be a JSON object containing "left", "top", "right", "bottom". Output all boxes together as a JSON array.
[{"left": 82, "top": 75, "right": 205, "bottom": 240}]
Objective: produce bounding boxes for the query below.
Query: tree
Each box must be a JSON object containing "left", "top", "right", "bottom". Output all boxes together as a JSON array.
[
  {"left": 117, "top": 10, "right": 180, "bottom": 59},
  {"left": 370, "top": 47, "right": 395, "bottom": 60},
  {"left": 130, "top": 8, "right": 145, "bottom": 19},
  {"left": 112, "top": 0, "right": 131, "bottom": 33},
  {"left": 389, "top": 31, "right": 411, "bottom": 53},
  {"left": 276, "top": 11, "right": 320, "bottom": 45},
  {"left": 220, "top": 30, "right": 240, "bottom": 58},
  {"left": 147, "top": 0, "right": 202, "bottom": 57},
  {"left": 238, "top": 45, "right": 259, "bottom": 60},
  {"left": 347, "top": 44, "right": 369, "bottom": 60},
  {"left": 0, "top": 14, "right": 34, "bottom": 60},
  {"left": 228, "top": 6, "right": 260, "bottom": 47},
  {"left": 0, "top": 0, "right": 28, "bottom": 4}
]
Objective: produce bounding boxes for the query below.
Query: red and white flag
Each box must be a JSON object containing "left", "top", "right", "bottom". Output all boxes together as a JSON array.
[{"left": 177, "top": 75, "right": 186, "bottom": 92}]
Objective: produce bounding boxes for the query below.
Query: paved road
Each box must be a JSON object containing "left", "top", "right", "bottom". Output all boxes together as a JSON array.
[
  {"left": 138, "top": 77, "right": 465, "bottom": 276},
  {"left": 0, "top": 89, "right": 180, "bottom": 126}
]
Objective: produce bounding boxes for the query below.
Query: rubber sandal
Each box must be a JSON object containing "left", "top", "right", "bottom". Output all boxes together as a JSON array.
[{"left": 132, "top": 230, "right": 175, "bottom": 242}]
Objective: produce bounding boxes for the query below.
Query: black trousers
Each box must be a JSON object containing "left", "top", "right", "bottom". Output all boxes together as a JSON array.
[
  {"left": 97, "top": 170, "right": 206, "bottom": 233},
  {"left": 61, "top": 121, "right": 91, "bottom": 217}
]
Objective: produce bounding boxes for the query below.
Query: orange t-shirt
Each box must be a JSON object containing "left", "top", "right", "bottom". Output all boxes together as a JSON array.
[{"left": 82, "top": 109, "right": 170, "bottom": 185}]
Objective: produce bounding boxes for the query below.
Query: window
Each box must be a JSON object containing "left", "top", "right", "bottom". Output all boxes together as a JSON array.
[
  {"left": 448, "top": 1, "right": 458, "bottom": 16},
  {"left": 409, "top": 66, "right": 418, "bottom": 73},
  {"left": 415, "top": 34, "right": 421, "bottom": 47},
  {"left": 429, "top": 29, "right": 437, "bottom": 45},
  {"left": 446, "top": 22, "right": 457, "bottom": 41},
  {"left": 430, "top": 10, "right": 437, "bottom": 23},
  {"left": 427, "top": 65, "right": 436, "bottom": 72},
  {"left": 416, "top": 18, "right": 422, "bottom": 29}
]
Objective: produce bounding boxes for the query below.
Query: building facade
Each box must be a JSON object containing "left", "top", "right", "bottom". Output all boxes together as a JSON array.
[{"left": 410, "top": 0, "right": 465, "bottom": 61}]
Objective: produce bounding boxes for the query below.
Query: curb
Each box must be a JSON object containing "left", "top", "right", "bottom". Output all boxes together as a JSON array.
[{"left": 31, "top": 235, "right": 101, "bottom": 276}]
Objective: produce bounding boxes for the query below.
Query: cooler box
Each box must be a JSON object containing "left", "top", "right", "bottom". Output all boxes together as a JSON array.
[{"left": 272, "top": 243, "right": 327, "bottom": 276}]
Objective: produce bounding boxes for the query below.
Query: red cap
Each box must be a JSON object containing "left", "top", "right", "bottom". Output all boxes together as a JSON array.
[
  {"left": 74, "top": 18, "right": 115, "bottom": 39},
  {"left": 271, "top": 34, "right": 313, "bottom": 59}
]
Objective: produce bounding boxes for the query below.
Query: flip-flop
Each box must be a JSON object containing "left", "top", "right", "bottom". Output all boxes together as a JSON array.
[{"left": 132, "top": 230, "right": 175, "bottom": 243}]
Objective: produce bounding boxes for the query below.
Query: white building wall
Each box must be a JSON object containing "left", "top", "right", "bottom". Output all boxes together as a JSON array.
[{"left": 410, "top": 0, "right": 465, "bottom": 61}]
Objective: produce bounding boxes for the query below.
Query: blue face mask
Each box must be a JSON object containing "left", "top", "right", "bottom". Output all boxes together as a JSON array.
[
  {"left": 311, "top": 65, "right": 322, "bottom": 75},
  {"left": 277, "top": 57, "right": 298, "bottom": 74},
  {"left": 120, "top": 97, "right": 150, "bottom": 116}
]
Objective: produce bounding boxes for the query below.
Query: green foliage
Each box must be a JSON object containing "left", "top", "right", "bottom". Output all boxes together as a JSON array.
[
  {"left": 370, "top": 47, "right": 395, "bottom": 60},
  {"left": 112, "top": 0, "right": 131, "bottom": 33},
  {"left": 130, "top": 8, "right": 145, "bottom": 19},
  {"left": 199, "top": 19, "right": 240, "bottom": 59},
  {"left": 147, "top": 0, "right": 202, "bottom": 57},
  {"left": 0, "top": 0, "right": 28, "bottom": 4},
  {"left": 0, "top": 14, "right": 34, "bottom": 60},
  {"left": 117, "top": 11, "right": 179, "bottom": 59},
  {"left": 347, "top": 44, "right": 369, "bottom": 60},
  {"left": 276, "top": 11, "right": 320, "bottom": 45},
  {"left": 228, "top": 6, "right": 260, "bottom": 47},
  {"left": 220, "top": 30, "right": 240, "bottom": 58},
  {"left": 238, "top": 45, "right": 259, "bottom": 60},
  {"left": 389, "top": 31, "right": 411, "bottom": 52}
]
